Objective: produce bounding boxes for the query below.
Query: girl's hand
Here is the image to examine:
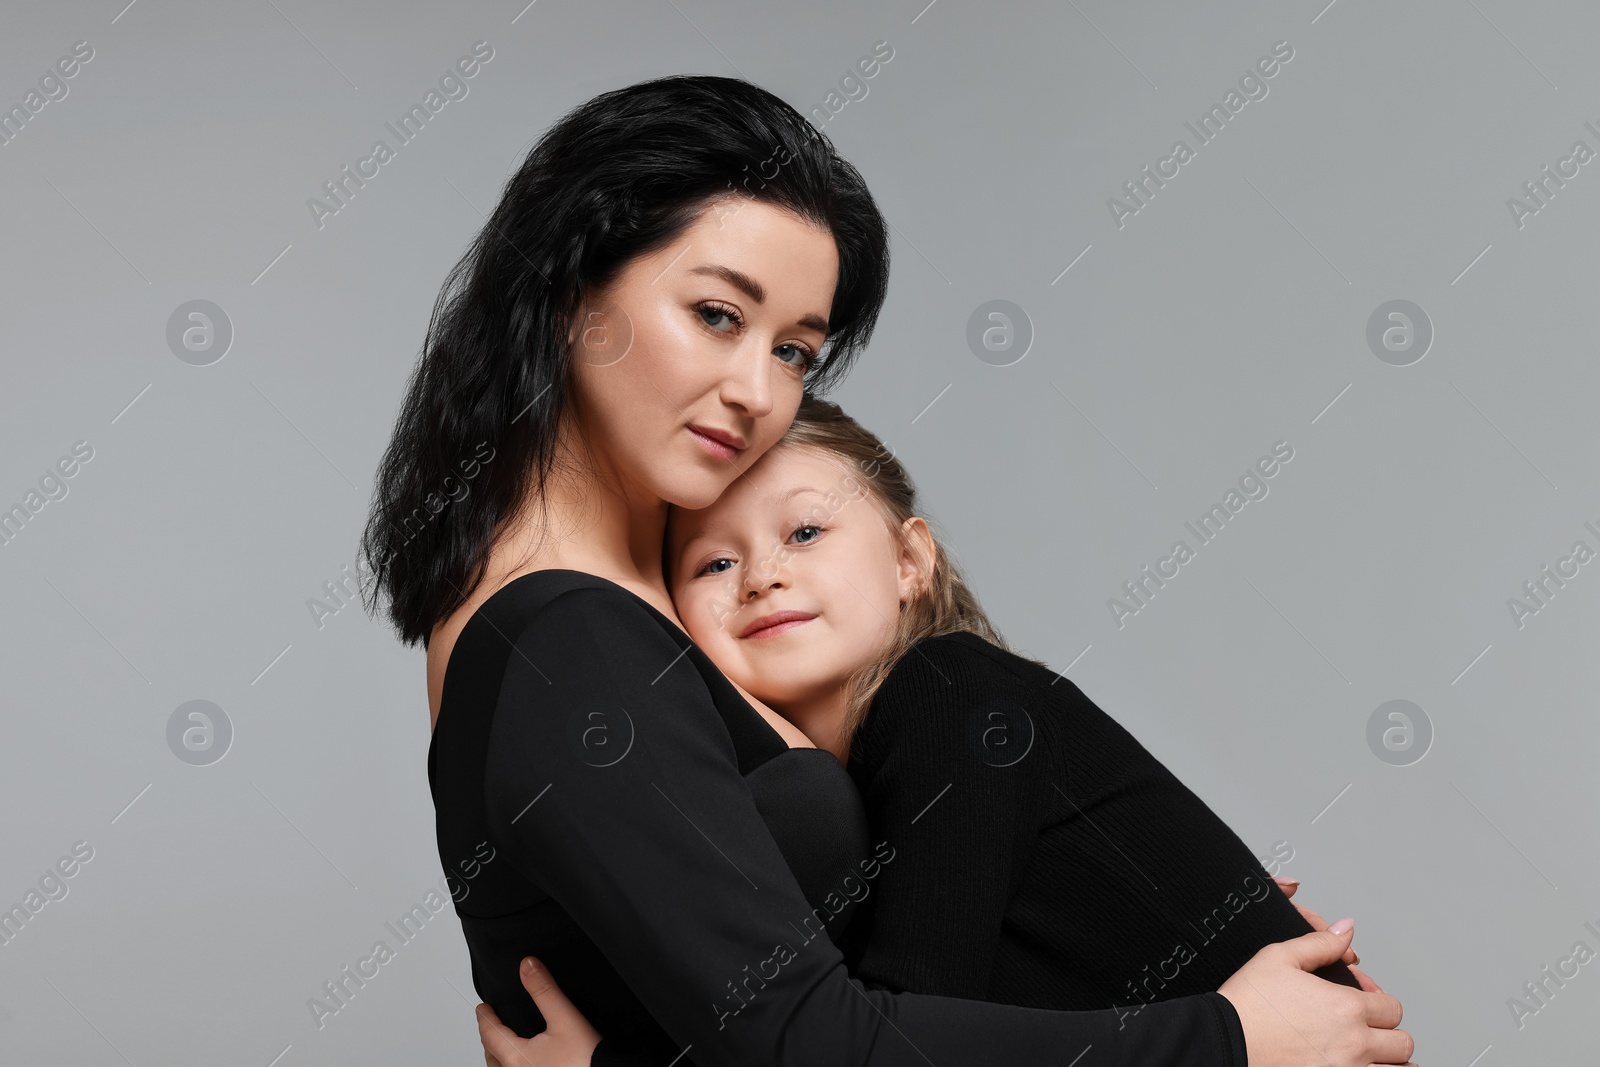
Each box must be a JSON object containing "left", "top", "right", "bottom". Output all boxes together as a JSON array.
[
  {"left": 477, "top": 957, "right": 600, "bottom": 1067},
  {"left": 1219, "top": 920, "right": 1415, "bottom": 1067},
  {"left": 1274, "top": 876, "right": 1360, "bottom": 968}
]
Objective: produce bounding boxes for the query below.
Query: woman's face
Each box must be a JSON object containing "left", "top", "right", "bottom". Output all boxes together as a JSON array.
[
  {"left": 566, "top": 198, "right": 839, "bottom": 511},
  {"left": 666, "top": 445, "right": 923, "bottom": 710}
]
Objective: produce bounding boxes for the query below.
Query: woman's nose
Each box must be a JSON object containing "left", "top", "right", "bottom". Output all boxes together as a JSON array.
[{"left": 720, "top": 343, "right": 776, "bottom": 419}]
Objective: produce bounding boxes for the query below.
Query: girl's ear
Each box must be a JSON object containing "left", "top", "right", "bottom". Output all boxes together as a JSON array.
[{"left": 896, "top": 516, "right": 937, "bottom": 602}]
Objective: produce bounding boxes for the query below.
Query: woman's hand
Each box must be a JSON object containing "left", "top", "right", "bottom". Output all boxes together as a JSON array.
[
  {"left": 477, "top": 957, "right": 600, "bottom": 1067},
  {"left": 1274, "top": 876, "right": 1379, "bottom": 986},
  {"left": 1275, "top": 877, "right": 1359, "bottom": 965},
  {"left": 1219, "top": 920, "right": 1415, "bottom": 1067}
]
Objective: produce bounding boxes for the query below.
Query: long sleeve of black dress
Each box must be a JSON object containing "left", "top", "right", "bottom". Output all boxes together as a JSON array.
[{"left": 472, "top": 583, "right": 1250, "bottom": 1067}]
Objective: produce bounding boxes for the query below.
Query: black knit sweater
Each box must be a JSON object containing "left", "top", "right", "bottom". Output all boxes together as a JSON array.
[{"left": 837, "top": 630, "right": 1358, "bottom": 1016}]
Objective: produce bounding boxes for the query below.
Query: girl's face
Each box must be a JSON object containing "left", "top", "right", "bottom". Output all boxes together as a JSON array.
[
  {"left": 666, "top": 445, "right": 925, "bottom": 711},
  {"left": 566, "top": 198, "right": 839, "bottom": 511}
]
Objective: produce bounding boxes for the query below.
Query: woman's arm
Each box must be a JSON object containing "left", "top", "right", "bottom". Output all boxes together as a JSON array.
[
  {"left": 480, "top": 926, "right": 1410, "bottom": 1067},
  {"left": 475, "top": 586, "right": 1408, "bottom": 1067}
]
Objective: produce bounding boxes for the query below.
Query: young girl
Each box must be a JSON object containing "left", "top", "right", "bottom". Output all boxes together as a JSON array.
[
  {"left": 476, "top": 394, "right": 1405, "bottom": 1064},
  {"left": 668, "top": 394, "right": 1367, "bottom": 1008}
]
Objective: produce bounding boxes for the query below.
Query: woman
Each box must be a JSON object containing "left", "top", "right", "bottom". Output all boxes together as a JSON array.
[{"left": 362, "top": 74, "right": 1412, "bottom": 1066}]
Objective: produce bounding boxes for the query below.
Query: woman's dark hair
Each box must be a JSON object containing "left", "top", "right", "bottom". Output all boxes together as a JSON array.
[{"left": 359, "top": 75, "right": 891, "bottom": 648}]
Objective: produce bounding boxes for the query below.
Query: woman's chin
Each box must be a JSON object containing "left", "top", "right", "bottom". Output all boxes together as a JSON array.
[{"left": 662, "top": 474, "right": 740, "bottom": 512}]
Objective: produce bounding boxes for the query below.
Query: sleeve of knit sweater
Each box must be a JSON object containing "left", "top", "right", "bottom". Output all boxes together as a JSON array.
[
  {"left": 845, "top": 630, "right": 1357, "bottom": 1024},
  {"left": 843, "top": 636, "right": 1056, "bottom": 1000}
]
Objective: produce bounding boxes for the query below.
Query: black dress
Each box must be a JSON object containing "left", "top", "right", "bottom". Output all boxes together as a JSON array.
[
  {"left": 838, "top": 630, "right": 1360, "bottom": 1013},
  {"left": 428, "top": 569, "right": 1249, "bottom": 1066}
]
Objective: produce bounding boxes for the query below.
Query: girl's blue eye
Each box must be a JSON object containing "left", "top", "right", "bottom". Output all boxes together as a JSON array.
[{"left": 693, "top": 525, "right": 823, "bottom": 578}]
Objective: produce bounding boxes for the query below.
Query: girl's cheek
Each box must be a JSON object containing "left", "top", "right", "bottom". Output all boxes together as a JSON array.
[{"left": 703, "top": 593, "right": 739, "bottom": 632}]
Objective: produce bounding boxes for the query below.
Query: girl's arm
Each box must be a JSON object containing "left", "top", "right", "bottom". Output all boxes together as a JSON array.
[
  {"left": 848, "top": 636, "right": 1365, "bottom": 1003},
  {"left": 479, "top": 586, "right": 1407, "bottom": 1067},
  {"left": 841, "top": 651, "right": 1048, "bottom": 998}
]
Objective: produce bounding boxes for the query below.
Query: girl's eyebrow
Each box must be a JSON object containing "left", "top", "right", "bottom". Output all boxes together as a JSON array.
[
  {"left": 672, "top": 524, "right": 728, "bottom": 559},
  {"left": 675, "top": 487, "right": 828, "bottom": 557}
]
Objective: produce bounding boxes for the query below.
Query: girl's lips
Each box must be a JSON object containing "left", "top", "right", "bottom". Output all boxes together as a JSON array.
[
  {"left": 688, "top": 426, "right": 738, "bottom": 461},
  {"left": 746, "top": 618, "right": 811, "bottom": 639},
  {"left": 743, "top": 616, "right": 815, "bottom": 639}
]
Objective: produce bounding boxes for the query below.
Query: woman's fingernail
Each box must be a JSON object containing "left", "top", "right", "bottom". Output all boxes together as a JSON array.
[
  {"left": 1328, "top": 916, "right": 1354, "bottom": 934},
  {"left": 1272, "top": 875, "right": 1300, "bottom": 886},
  {"left": 522, "top": 957, "right": 535, "bottom": 974}
]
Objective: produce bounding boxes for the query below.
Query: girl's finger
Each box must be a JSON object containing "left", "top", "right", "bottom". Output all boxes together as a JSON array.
[
  {"left": 476, "top": 1003, "right": 522, "bottom": 1065},
  {"left": 519, "top": 957, "right": 596, "bottom": 1038},
  {"left": 1272, "top": 875, "right": 1299, "bottom": 899}
]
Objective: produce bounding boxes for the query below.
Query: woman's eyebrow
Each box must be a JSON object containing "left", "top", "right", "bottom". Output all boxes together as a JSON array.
[{"left": 687, "top": 264, "right": 830, "bottom": 333}]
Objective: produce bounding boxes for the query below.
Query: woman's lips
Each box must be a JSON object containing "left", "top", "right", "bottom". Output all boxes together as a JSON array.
[{"left": 688, "top": 426, "right": 738, "bottom": 461}]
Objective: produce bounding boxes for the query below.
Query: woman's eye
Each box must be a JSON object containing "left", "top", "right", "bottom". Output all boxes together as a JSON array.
[
  {"left": 775, "top": 343, "right": 816, "bottom": 368},
  {"left": 696, "top": 303, "right": 740, "bottom": 333},
  {"left": 697, "top": 303, "right": 815, "bottom": 369}
]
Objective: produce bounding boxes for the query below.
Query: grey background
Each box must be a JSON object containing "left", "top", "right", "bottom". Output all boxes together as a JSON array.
[{"left": 2, "top": 0, "right": 1595, "bottom": 1062}]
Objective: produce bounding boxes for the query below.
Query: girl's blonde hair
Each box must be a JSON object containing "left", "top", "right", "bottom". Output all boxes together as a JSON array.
[{"left": 775, "top": 393, "right": 1048, "bottom": 753}]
